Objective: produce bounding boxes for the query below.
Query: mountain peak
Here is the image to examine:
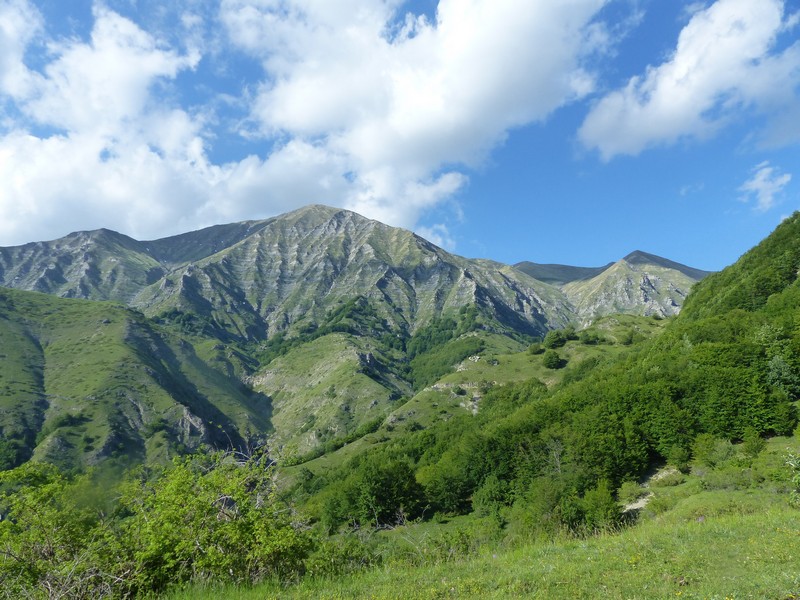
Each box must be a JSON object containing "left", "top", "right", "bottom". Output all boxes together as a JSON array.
[{"left": 621, "top": 250, "right": 712, "bottom": 281}]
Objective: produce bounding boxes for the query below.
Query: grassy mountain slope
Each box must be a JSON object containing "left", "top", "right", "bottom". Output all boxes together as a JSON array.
[
  {"left": 680, "top": 212, "right": 800, "bottom": 319},
  {"left": 250, "top": 332, "right": 409, "bottom": 458},
  {"left": 278, "top": 213, "right": 799, "bottom": 539},
  {"left": 1, "top": 213, "right": 799, "bottom": 599},
  {"left": 0, "top": 288, "right": 271, "bottom": 471}
]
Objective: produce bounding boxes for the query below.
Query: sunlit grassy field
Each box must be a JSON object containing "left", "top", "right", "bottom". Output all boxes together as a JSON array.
[{"left": 167, "top": 503, "right": 799, "bottom": 599}]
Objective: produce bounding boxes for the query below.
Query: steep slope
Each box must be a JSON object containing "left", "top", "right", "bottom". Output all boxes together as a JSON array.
[
  {"left": 515, "top": 251, "right": 709, "bottom": 324},
  {"left": 561, "top": 251, "right": 708, "bottom": 323},
  {"left": 0, "top": 206, "right": 716, "bottom": 470},
  {"left": 680, "top": 212, "right": 800, "bottom": 319},
  {"left": 129, "top": 205, "right": 573, "bottom": 341},
  {"left": 0, "top": 206, "right": 574, "bottom": 342},
  {"left": 0, "top": 229, "right": 165, "bottom": 302},
  {"left": 289, "top": 212, "right": 798, "bottom": 544},
  {"left": 0, "top": 288, "right": 271, "bottom": 471}
]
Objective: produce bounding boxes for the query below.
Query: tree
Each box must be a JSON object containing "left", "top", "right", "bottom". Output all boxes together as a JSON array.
[
  {"left": 120, "top": 453, "right": 311, "bottom": 593},
  {"left": 542, "top": 350, "right": 564, "bottom": 369},
  {"left": 742, "top": 426, "right": 766, "bottom": 458},
  {"left": 542, "top": 330, "right": 567, "bottom": 349},
  {"left": 581, "top": 479, "right": 620, "bottom": 532}
]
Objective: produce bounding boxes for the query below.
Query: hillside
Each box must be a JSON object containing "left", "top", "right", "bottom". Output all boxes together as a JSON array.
[
  {"left": 3, "top": 205, "right": 691, "bottom": 463},
  {"left": 0, "top": 213, "right": 798, "bottom": 599},
  {"left": 279, "top": 213, "right": 798, "bottom": 538},
  {"left": 0, "top": 288, "right": 270, "bottom": 471}
]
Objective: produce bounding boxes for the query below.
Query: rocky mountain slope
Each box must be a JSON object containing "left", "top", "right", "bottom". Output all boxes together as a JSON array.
[
  {"left": 0, "top": 205, "right": 710, "bottom": 466},
  {"left": 515, "top": 250, "right": 710, "bottom": 323},
  {"left": 1, "top": 206, "right": 573, "bottom": 340}
]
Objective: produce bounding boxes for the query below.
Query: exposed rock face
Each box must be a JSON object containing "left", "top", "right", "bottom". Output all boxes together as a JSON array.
[
  {"left": 515, "top": 251, "right": 710, "bottom": 324},
  {"left": 0, "top": 205, "right": 573, "bottom": 339}
]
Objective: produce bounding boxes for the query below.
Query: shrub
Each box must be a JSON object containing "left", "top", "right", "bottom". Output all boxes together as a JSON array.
[
  {"left": 742, "top": 427, "right": 766, "bottom": 458},
  {"left": 617, "top": 480, "right": 646, "bottom": 505},
  {"left": 542, "top": 330, "right": 567, "bottom": 349},
  {"left": 542, "top": 350, "right": 564, "bottom": 370},
  {"left": 582, "top": 479, "right": 621, "bottom": 532},
  {"left": 667, "top": 444, "right": 691, "bottom": 473}
]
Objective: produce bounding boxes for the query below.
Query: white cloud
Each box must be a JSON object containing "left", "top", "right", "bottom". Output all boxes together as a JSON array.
[
  {"left": 220, "top": 0, "right": 610, "bottom": 231},
  {"left": 0, "top": 0, "right": 42, "bottom": 99},
  {"left": 0, "top": 3, "right": 214, "bottom": 243},
  {"left": 23, "top": 6, "right": 200, "bottom": 136},
  {"left": 739, "top": 161, "right": 791, "bottom": 212},
  {"left": 0, "top": 0, "right": 614, "bottom": 246},
  {"left": 579, "top": 0, "right": 800, "bottom": 159}
]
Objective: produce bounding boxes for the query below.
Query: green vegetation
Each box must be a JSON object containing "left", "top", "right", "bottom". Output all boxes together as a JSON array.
[
  {"left": 0, "top": 452, "right": 309, "bottom": 598},
  {"left": 168, "top": 506, "right": 800, "bottom": 599},
  {"left": 2, "top": 211, "right": 800, "bottom": 598},
  {"left": 4, "top": 433, "right": 800, "bottom": 599},
  {"left": 0, "top": 288, "right": 271, "bottom": 470}
]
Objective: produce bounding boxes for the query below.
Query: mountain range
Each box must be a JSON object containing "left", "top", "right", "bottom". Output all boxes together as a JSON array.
[{"left": 0, "top": 205, "right": 709, "bottom": 469}]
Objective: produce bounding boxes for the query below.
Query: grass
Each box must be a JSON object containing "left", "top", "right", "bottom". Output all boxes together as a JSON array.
[
  {"left": 284, "top": 317, "right": 667, "bottom": 481},
  {"left": 168, "top": 433, "right": 800, "bottom": 600},
  {"left": 165, "top": 504, "right": 800, "bottom": 599}
]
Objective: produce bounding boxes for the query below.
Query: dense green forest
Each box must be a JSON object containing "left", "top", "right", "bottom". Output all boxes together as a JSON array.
[{"left": 2, "top": 214, "right": 800, "bottom": 598}]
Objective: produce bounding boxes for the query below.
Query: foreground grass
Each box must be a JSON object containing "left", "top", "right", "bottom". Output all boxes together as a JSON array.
[{"left": 167, "top": 505, "right": 800, "bottom": 599}]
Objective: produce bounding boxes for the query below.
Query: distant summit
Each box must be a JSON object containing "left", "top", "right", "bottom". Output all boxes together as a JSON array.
[
  {"left": 513, "top": 261, "right": 613, "bottom": 286},
  {"left": 515, "top": 251, "right": 711, "bottom": 323},
  {"left": 621, "top": 250, "right": 712, "bottom": 281}
]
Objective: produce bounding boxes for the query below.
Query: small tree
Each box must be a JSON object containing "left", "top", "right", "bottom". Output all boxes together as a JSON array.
[
  {"left": 542, "top": 330, "right": 567, "bottom": 349},
  {"left": 742, "top": 426, "right": 766, "bottom": 458},
  {"left": 528, "top": 342, "right": 544, "bottom": 355},
  {"left": 542, "top": 350, "right": 564, "bottom": 369},
  {"left": 582, "top": 479, "right": 620, "bottom": 532}
]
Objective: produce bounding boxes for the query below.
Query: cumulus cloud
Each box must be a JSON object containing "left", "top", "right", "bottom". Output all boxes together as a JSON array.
[
  {"left": 0, "top": 0, "right": 613, "bottom": 246},
  {"left": 579, "top": 0, "right": 800, "bottom": 159},
  {"left": 739, "top": 161, "right": 792, "bottom": 212},
  {"left": 0, "top": 0, "right": 42, "bottom": 99},
  {"left": 0, "top": 3, "right": 211, "bottom": 243},
  {"left": 219, "top": 0, "right": 610, "bottom": 231}
]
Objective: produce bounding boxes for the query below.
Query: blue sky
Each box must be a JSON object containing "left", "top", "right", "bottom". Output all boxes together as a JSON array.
[{"left": 0, "top": 0, "right": 798, "bottom": 271}]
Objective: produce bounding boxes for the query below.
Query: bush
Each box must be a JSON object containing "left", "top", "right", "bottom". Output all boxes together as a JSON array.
[
  {"left": 0, "top": 454, "right": 313, "bottom": 598},
  {"left": 617, "top": 480, "right": 646, "bottom": 505},
  {"left": 542, "top": 350, "right": 564, "bottom": 370},
  {"left": 701, "top": 466, "right": 762, "bottom": 491},
  {"left": 472, "top": 474, "right": 509, "bottom": 517},
  {"left": 528, "top": 342, "right": 544, "bottom": 355},
  {"left": 581, "top": 479, "right": 621, "bottom": 532},
  {"left": 667, "top": 444, "right": 691, "bottom": 473},
  {"left": 542, "top": 330, "right": 567, "bottom": 349},
  {"left": 742, "top": 427, "right": 766, "bottom": 458}
]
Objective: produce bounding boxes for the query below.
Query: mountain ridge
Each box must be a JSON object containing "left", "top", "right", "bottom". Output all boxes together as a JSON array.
[{"left": 1, "top": 205, "right": 707, "bottom": 331}]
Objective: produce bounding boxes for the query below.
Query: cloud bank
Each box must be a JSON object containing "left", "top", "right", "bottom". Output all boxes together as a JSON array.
[{"left": 0, "top": 0, "right": 610, "bottom": 246}]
